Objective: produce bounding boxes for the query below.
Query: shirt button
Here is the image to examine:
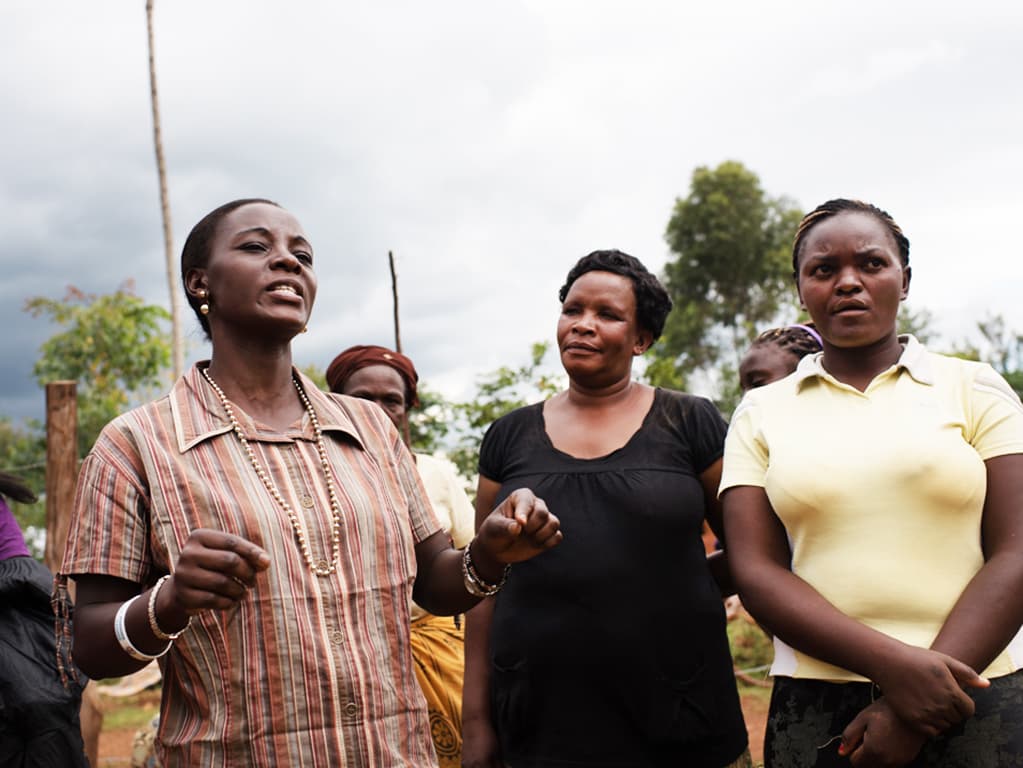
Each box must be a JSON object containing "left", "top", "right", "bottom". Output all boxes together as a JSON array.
[
  {"left": 344, "top": 702, "right": 358, "bottom": 718},
  {"left": 301, "top": 495, "right": 315, "bottom": 509},
  {"left": 331, "top": 630, "right": 345, "bottom": 646}
]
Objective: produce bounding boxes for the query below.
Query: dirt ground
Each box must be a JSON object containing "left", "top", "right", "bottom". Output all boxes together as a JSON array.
[{"left": 95, "top": 690, "right": 771, "bottom": 766}]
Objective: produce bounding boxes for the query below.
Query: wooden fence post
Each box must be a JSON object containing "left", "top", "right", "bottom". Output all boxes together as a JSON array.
[{"left": 44, "top": 380, "right": 77, "bottom": 572}]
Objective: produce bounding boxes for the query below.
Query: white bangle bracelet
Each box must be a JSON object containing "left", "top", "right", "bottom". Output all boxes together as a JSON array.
[
  {"left": 114, "top": 595, "right": 172, "bottom": 661},
  {"left": 147, "top": 575, "right": 191, "bottom": 641}
]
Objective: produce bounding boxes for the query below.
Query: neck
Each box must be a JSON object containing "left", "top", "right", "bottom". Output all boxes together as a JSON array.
[
  {"left": 821, "top": 333, "right": 904, "bottom": 391},
  {"left": 206, "top": 338, "right": 302, "bottom": 428},
  {"left": 565, "top": 372, "right": 640, "bottom": 409}
]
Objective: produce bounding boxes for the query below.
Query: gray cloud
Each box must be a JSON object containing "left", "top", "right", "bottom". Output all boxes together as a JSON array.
[{"left": 3, "top": 0, "right": 1022, "bottom": 428}]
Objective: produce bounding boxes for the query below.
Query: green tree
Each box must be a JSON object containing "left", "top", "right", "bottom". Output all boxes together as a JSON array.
[
  {"left": 652, "top": 161, "right": 803, "bottom": 394},
  {"left": 26, "top": 283, "right": 172, "bottom": 456},
  {"left": 447, "top": 342, "right": 562, "bottom": 485}
]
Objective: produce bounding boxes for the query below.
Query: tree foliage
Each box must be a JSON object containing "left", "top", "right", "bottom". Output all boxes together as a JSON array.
[
  {"left": 26, "top": 283, "right": 172, "bottom": 456},
  {"left": 652, "top": 161, "right": 803, "bottom": 392},
  {"left": 445, "top": 342, "right": 563, "bottom": 485}
]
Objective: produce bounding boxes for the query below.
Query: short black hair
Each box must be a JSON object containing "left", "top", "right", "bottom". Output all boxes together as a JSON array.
[
  {"left": 558, "top": 250, "right": 673, "bottom": 340},
  {"left": 792, "top": 198, "right": 910, "bottom": 276},
  {"left": 180, "top": 198, "right": 280, "bottom": 336}
]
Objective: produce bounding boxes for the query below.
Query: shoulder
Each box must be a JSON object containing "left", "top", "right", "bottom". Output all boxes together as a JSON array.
[
  {"left": 923, "top": 350, "right": 1022, "bottom": 405},
  {"left": 483, "top": 401, "right": 544, "bottom": 439},
  {"left": 652, "top": 387, "right": 726, "bottom": 428}
]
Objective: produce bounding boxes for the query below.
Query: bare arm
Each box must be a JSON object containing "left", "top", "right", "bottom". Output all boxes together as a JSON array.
[
  {"left": 461, "top": 476, "right": 506, "bottom": 768},
  {"left": 413, "top": 486, "right": 562, "bottom": 617},
  {"left": 722, "top": 485, "right": 982, "bottom": 736},
  {"left": 72, "top": 529, "right": 270, "bottom": 679},
  {"left": 700, "top": 458, "right": 736, "bottom": 596}
]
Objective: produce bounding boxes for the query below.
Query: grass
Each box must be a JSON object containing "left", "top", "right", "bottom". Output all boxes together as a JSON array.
[{"left": 100, "top": 689, "right": 160, "bottom": 731}]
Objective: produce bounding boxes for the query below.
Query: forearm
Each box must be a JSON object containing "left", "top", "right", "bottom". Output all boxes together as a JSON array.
[
  {"left": 73, "top": 574, "right": 191, "bottom": 679},
  {"left": 931, "top": 551, "right": 1023, "bottom": 671},
  {"left": 412, "top": 546, "right": 481, "bottom": 616},
  {"left": 736, "top": 558, "right": 906, "bottom": 682},
  {"left": 462, "top": 598, "right": 495, "bottom": 723}
]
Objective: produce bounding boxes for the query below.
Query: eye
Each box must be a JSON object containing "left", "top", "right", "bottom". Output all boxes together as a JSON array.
[
  {"left": 242, "top": 241, "right": 268, "bottom": 253},
  {"left": 810, "top": 263, "right": 833, "bottom": 277},
  {"left": 294, "top": 250, "right": 313, "bottom": 265},
  {"left": 561, "top": 305, "right": 581, "bottom": 316},
  {"left": 866, "top": 256, "right": 886, "bottom": 269}
]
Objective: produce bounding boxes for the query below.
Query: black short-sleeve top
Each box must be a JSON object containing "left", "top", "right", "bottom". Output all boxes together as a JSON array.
[{"left": 478, "top": 387, "right": 748, "bottom": 768}]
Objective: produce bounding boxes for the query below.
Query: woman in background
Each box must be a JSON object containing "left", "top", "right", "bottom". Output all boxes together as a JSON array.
[
  {"left": 738, "top": 324, "right": 822, "bottom": 394},
  {"left": 327, "top": 344, "right": 475, "bottom": 768}
]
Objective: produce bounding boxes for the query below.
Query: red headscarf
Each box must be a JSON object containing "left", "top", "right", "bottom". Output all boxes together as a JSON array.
[{"left": 326, "top": 345, "right": 420, "bottom": 407}]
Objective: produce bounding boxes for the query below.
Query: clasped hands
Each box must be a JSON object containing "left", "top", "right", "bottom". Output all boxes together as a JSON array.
[{"left": 839, "top": 644, "right": 988, "bottom": 767}]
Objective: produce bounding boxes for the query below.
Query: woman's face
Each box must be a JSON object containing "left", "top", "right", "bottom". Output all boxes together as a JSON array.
[
  {"left": 339, "top": 364, "right": 407, "bottom": 429},
  {"left": 739, "top": 345, "right": 800, "bottom": 392},
  {"left": 191, "top": 203, "right": 317, "bottom": 340},
  {"left": 795, "top": 211, "right": 909, "bottom": 350},
  {"left": 557, "top": 270, "right": 651, "bottom": 385}
]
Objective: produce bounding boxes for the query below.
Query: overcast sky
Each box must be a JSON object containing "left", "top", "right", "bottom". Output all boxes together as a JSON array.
[{"left": 3, "top": 1, "right": 1022, "bottom": 425}]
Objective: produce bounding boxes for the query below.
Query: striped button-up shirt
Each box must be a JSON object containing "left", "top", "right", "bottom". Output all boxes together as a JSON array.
[{"left": 60, "top": 364, "right": 442, "bottom": 767}]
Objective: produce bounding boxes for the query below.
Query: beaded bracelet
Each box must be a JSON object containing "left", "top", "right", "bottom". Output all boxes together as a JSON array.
[
  {"left": 461, "top": 542, "right": 510, "bottom": 598},
  {"left": 147, "top": 575, "right": 191, "bottom": 641},
  {"left": 114, "top": 595, "right": 172, "bottom": 661}
]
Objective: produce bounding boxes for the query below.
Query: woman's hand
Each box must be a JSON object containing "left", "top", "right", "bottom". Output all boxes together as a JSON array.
[
  {"left": 474, "top": 488, "right": 562, "bottom": 567},
  {"left": 871, "top": 644, "right": 987, "bottom": 737},
  {"left": 840, "top": 698, "right": 926, "bottom": 767},
  {"left": 160, "top": 529, "right": 271, "bottom": 621},
  {"left": 462, "top": 716, "right": 505, "bottom": 768}
]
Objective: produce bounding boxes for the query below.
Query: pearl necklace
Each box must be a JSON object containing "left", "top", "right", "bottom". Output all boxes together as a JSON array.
[{"left": 201, "top": 367, "right": 342, "bottom": 577}]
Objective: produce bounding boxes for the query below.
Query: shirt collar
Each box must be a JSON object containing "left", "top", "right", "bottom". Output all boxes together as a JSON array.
[
  {"left": 170, "top": 363, "right": 366, "bottom": 453},
  {"left": 793, "top": 334, "right": 934, "bottom": 391}
]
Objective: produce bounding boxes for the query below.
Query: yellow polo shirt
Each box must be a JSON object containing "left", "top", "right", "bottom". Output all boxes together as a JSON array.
[{"left": 721, "top": 336, "right": 1023, "bottom": 681}]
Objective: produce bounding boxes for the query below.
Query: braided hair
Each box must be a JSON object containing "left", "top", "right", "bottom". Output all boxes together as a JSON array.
[
  {"left": 792, "top": 199, "right": 910, "bottom": 276},
  {"left": 749, "top": 325, "right": 822, "bottom": 359}
]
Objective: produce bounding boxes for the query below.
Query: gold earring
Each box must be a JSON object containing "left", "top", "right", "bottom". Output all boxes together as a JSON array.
[
  {"left": 300, "top": 326, "right": 308, "bottom": 333},
  {"left": 198, "top": 289, "right": 210, "bottom": 316}
]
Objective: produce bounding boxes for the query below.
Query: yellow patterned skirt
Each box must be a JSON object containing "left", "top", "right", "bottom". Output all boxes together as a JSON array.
[{"left": 410, "top": 613, "right": 465, "bottom": 768}]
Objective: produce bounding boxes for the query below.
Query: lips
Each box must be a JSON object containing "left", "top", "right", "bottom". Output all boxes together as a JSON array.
[
  {"left": 266, "top": 280, "right": 303, "bottom": 298},
  {"left": 564, "top": 343, "right": 599, "bottom": 353},
  {"left": 832, "top": 300, "right": 868, "bottom": 314}
]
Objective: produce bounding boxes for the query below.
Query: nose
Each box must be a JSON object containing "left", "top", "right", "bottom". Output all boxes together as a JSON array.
[
  {"left": 270, "top": 245, "right": 302, "bottom": 272},
  {"left": 834, "top": 265, "right": 862, "bottom": 294}
]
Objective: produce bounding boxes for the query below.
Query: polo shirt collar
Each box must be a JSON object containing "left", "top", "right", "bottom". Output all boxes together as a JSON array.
[
  {"left": 170, "top": 363, "right": 366, "bottom": 453},
  {"left": 793, "top": 334, "right": 934, "bottom": 390}
]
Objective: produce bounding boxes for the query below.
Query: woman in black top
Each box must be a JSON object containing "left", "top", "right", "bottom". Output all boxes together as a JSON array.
[{"left": 462, "top": 250, "right": 749, "bottom": 768}]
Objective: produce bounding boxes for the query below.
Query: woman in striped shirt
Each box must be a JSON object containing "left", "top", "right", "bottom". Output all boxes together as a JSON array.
[{"left": 57, "top": 198, "right": 561, "bottom": 767}]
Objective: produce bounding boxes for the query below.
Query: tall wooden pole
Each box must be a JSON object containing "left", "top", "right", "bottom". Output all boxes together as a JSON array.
[
  {"left": 388, "top": 251, "right": 412, "bottom": 445},
  {"left": 44, "top": 381, "right": 77, "bottom": 571},
  {"left": 147, "top": 0, "right": 183, "bottom": 379}
]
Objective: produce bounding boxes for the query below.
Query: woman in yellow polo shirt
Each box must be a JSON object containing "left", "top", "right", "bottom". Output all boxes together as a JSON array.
[{"left": 721, "top": 199, "right": 1023, "bottom": 767}]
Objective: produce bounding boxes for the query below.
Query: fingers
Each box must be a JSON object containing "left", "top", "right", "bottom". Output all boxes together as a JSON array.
[
  {"left": 840, "top": 711, "right": 867, "bottom": 759},
  {"left": 190, "top": 529, "right": 271, "bottom": 572},
  {"left": 173, "top": 529, "right": 270, "bottom": 612},
  {"left": 945, "top": 656, "right": 989, "bottom": 690}
]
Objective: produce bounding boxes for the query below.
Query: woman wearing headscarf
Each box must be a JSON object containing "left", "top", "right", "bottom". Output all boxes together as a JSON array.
[{"left": 327, "top": 344, "right": 474, "bottom": 767}]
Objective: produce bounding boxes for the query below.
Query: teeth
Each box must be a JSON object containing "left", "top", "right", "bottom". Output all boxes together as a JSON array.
[{"left": 271, "top": 285, "right": 297, "bottom": 295}]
